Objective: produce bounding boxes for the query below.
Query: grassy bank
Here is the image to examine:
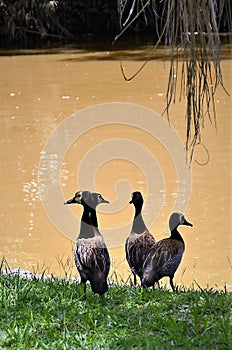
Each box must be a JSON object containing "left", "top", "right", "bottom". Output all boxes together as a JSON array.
[{"left": 0, "top": 273, "right": 231, "bottom": 349}]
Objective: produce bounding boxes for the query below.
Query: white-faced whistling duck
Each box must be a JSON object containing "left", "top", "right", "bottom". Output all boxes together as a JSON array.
[
  {"left": 64, "top": 191, "right": 110, "bottom": 301},
  {"left": 125, "top": 191, "right": 156, "bottom": 286},
  {"left": 142, "top": 212, "right": 193, "bottom": 292}
]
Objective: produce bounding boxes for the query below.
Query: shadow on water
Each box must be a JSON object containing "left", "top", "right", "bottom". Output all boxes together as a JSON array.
[{"left": 0, "top": 40, "right": 231, "bottom": 61}]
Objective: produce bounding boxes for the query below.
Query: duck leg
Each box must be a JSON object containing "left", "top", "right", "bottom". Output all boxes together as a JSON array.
[
  {"left": 152, "top": 281, "right": 160, "bottom": 290},
  {"left": 133, "top": 273, "right": 137, "bottom": 286},
  {"left": 81, "top": 278, "right": 87, "bottom": 300},
  {"left": 169, "top": 276, "right": 175, "bottom": 292}
]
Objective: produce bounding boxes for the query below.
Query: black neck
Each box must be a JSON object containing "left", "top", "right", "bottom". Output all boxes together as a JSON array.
[
  {"left": 132, "top": 204, "right": 147, "bottom": 234},
  {"left": 78, "top": 205, "right": 99, "bottom": 239},
  {"left": 89, "top": 208, "right": 100, "bottom": 233},
  {"left": 169, "top": 228, "right": 184, "bottom": 242}
]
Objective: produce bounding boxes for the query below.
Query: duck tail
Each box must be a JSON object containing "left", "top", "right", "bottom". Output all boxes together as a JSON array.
[{"left": 90, "top": 278, "right": 109, "bottom": 296}]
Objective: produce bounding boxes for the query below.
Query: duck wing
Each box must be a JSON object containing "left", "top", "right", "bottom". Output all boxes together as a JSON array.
[
  {"left": 126, "top": 230, "right": 155, "bottom": 278},
  {"left": 142, "top": 239, "right": 184, "bottom": 286},
  {"left": 74, "top": 237, "right": 110, "bottom": 294}
]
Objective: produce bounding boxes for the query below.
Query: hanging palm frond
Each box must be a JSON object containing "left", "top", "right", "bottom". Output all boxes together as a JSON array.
[{"left": 116, "top": 0, "right": 231, "bottom": 162}]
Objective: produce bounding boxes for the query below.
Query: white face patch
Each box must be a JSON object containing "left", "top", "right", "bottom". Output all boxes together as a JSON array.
[
  {"left": 93, "top": 193, "right": 103, "bottom": 204},
  {"left": 179, "top": 214, "right": 185, "bottom": 225},
  {"left": 98, "top": 194, "right": 103, "bottom": 203},
  {"left": 75, "top": 191, "right": 82, "bottom": 204}
]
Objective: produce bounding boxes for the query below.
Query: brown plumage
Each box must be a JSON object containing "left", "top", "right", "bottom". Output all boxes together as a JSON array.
[
  {"left": 125, "top": 191, "right": 156, "bottom": 285},
  {"left": 64, "top": 191, "right": 110, "bottom": 301},
  {"left": 142, "top": 212, "right": 193, "bottom": 291}
]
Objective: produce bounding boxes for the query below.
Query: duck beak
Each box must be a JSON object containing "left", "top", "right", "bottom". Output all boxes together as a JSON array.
[
  {"left": 64, "top": 197, "right": 76, "bottom": 205},
  {"left": 183, "top": 219, "right": 193, "bottom": 227},
  {"left": 101, "top": 198, "right": 110, "bottom": 204},
  {"left": 129, "top": 199, "right": 133, "bottom": 204}
]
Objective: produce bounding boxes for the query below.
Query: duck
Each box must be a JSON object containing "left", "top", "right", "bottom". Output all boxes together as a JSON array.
[
  {"left": 142, "top": 212, "right": 193, "bottom": 291},
  {"left": 125, "top": 191, "right": 156, "bottom": 285},
  {"left": 64, "top": 191, "right": 110, "bottom": 301}
]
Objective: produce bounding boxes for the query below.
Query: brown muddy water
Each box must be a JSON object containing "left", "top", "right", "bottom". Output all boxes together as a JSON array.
[{"left": 0, "top": 47, "right": 231, "bottom": 290}]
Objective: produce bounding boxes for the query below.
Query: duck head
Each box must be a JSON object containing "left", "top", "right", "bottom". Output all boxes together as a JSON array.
[
  {"left": 64, "top": 190, "right": 92, "bottom": 206},
  {"left": 64, "top": 191, "right": 109, "bottom": 209},
  {"left": 129, "top": 191, "right": 144, "bottom": 205},
  {"left": 169, "top": 212, "right": 193, "bottom": 231}
]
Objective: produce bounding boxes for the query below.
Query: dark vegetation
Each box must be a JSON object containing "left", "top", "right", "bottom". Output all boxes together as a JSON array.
[
  {"left": 0, "top": 0, "right": 119, "bottom": 48},
  {"left": 0, "top": 0, "right": 231, "bottom": 49}
]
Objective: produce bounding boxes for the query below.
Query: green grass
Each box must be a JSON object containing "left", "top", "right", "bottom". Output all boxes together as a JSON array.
[{"left": 0, "top": 273, "right": 231, "bottom": 350}]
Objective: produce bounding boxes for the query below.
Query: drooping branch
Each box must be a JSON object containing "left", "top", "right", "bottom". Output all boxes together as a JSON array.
[{"left": 116, "top": 0, "right": 231, "bottom": 162}]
